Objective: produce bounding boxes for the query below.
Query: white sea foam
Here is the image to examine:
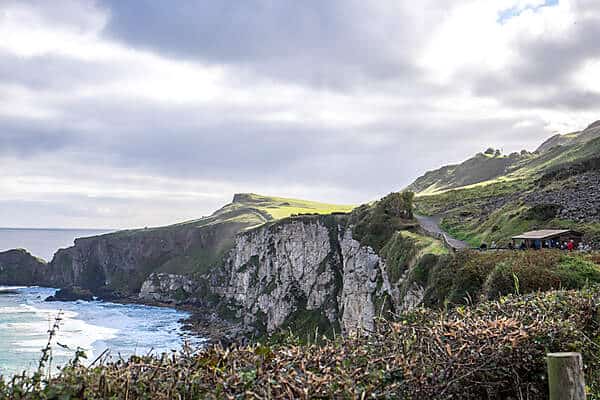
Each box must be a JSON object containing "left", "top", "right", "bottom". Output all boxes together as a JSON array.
[{"left": 0, "top": 286, "right": 203, "bottom": 377}]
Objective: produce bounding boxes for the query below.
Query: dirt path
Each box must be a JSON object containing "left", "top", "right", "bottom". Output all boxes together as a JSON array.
[{"left": 415, "top": 214, "right": 470, "bottom": 250}]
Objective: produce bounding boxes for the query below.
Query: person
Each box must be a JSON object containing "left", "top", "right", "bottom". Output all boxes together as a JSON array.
[
  {"left": 567, "top": 240, "right": 574, "bottom": 251},
  {"left": 519, "top": 242, "right": 527, "bottom": 250},
  {"left": 479, "top": 243, "right": 488, "bottom": 251},
  {"left": 491, "top": 241, "right": 496, "bottom": 249},
  {"left": 578, "top": 242, "right": 584, "bottom": 251},
  {"left": 508, "top": 242, "right": 515, "bottom": 250}
]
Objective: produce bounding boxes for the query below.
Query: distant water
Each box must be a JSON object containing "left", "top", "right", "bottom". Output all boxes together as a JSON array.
[
  {"left": 0, "top": 228, "right": 113, "bottom": 261},
  {"left": 0, "top": 286, "right": 204, "bottom": 377}
]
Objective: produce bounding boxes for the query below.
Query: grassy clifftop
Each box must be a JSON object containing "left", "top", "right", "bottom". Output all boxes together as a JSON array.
[{"left": 112, "top": 193, "right": 354, "bottom": 236}]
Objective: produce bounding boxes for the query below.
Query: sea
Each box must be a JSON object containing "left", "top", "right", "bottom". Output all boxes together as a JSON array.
[{"left": 0, "top": 228, "right": 204, "bottom": 377}]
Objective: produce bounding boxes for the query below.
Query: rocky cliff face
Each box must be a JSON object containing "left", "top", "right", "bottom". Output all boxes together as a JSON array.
[
  {"left": 193, "top": 214, "right": 415, "bottom": 336},
  {"left": 139, "top": 273, "right": 197, "bottom": 304},
  {"left": 0, "top": 249, "right": 48, "bottom": 286},
  {"left": 45, "top": 218, "right": 250, "bottom": 297}
]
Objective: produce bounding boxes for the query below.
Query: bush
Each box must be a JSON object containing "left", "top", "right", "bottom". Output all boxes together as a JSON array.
[
  {"left": 422, "top": 250, "right": 600, "bottom": 305},
  {"left": 2, "top": 289, "right": 599, "bottom": 399},
  {"left": 350, "top": 191, "right": 416, "bottom": 251}
]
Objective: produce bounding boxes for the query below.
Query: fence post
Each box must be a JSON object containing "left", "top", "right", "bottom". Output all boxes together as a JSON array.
[{"left": 547, "top": 352, "right": 586, "bottom": 400}]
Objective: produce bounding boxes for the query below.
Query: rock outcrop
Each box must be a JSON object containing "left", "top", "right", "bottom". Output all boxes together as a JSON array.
[
  {"left": 45, "top": 286, "right": 94, "bottom": 302},
  {"left": 527, "top": 171, "right": 600, "bottom": 223},
  {"left": 0, "top": 249, "right": 48, "bottom": 286},
  {"left": 139, "top": 273, "right": 197, "bottom": 304}
]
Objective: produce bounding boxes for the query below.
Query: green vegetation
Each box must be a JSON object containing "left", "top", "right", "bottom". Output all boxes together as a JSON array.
[
  {"left": 380, "top": 230, "right": 448, "bottom": 284},
  {"left": 350, "top": 191, "right": 417, "bottom": 251},
  {"left": 410, "top": 250, "right": 600, "bottom": 307},
  {"left": 3, "top": 289, "right": 599, "bottom": 399}
]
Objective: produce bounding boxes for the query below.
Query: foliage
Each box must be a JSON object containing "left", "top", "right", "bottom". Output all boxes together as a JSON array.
[
  {"left": 350, "top": 191, "right": 417, "bottom": 251},
  {"left": 380, "top": 231, "right": 448, "bottom": 285},
  {"left": 2, "top": 289, "right": 599, "bottom": 399},
  {"left": 418, "top": 250, "right": 600, "bottom": 307}
]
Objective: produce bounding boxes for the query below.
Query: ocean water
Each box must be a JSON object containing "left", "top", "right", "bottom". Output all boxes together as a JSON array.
[
  {"left": 0, "top": 287, "right": 203, "bottom": 377},
  {"left": 0, "top": 228, "right": 113, "bottom": 261},
  {"left": 0, "top": 229, "right": 205, "bottom": 377}
]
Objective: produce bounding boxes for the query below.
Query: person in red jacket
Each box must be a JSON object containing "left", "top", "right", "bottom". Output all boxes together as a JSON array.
[{"left": 567, "top": 240, "right": 574, "bottom": 251}]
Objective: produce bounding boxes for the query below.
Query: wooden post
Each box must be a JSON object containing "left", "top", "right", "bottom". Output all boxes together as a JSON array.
[{"left": 547, "top": 352, "right": 586, "bottom": 400}]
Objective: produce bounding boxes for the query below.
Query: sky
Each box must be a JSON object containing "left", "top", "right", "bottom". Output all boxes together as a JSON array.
[{"left": 1, "top": 0, "right": 600, "bottom": 229}]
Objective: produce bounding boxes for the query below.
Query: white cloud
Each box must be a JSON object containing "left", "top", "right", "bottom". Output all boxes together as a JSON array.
[{"left": 0, "top": 0, "right": 598, "bottom": 228}]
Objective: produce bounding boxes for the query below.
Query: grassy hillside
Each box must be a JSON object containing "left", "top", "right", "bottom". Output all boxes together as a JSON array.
[
  {"left": 406, "top": 151, "right": 524, "bottom": 194},
  {"left": 409, "top": 120, "right": 600, "bottom": 196},
  {"left": 410, "top": 121, "right": 600, "bottom": 247},
  {"left": 114, "top": 193, "right": 354, "bottom": 236}
]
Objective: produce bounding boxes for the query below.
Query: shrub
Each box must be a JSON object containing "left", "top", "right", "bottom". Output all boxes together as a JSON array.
[
  {"left": 422, "top": 250, "right": 600, "bottom": 305},
  {"left": 2, "top": 289, "right": 599, "bottom": 399},
  {"left": 350, "top": 192, "right": 416, "bottom": 251}
]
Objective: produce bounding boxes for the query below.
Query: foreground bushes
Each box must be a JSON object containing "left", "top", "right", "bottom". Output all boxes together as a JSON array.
[{"left": 1, "top": 289, "right": 599, "bottom": 399}]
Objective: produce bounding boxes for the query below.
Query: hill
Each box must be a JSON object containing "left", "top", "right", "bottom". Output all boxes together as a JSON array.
[
  {"left": 406, "top": 150, "right": 525, "bottom": 194},
  {"left": 408, "top": 120, "right": 600, "bottom": 247}
]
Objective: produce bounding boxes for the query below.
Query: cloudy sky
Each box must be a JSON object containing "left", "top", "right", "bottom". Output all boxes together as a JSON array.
[{"left": 1, "top": 0, "right": 599, "bottom": 229}]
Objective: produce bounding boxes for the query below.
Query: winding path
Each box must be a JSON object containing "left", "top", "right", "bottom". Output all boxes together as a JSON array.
[{"left": 415, "top": 214, "right": 470, "bottom": 250}]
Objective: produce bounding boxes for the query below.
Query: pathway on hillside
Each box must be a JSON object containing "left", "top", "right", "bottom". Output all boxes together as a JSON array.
[{"left": 415, "top": 214, "right": 471, "bottom": 250}]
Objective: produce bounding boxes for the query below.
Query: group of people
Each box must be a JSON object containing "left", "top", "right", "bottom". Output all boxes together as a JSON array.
[{"left": 503, "top": 239, "right": 593, "bottom": 251}]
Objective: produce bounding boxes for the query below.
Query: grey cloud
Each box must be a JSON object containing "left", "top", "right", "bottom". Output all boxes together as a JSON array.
[
  {"left": 0, "top": 117, "right": 79, "bottom": 156},
  {"left": 97, "top": 0, "right": 444, "bottom": 89},
  {"left": 0, "top": 51, "right": 125, "bottom": 91}
]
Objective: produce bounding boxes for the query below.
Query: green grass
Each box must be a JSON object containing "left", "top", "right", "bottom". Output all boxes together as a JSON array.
[
  {"left": 236, "top": 193, "right": 355, "bottom": 220},
  {"left": 397, "top": 230, "right": 448, "bottom": 256},
  {"left": 420, "top": 250, "right": 600, "bottom": 307}
]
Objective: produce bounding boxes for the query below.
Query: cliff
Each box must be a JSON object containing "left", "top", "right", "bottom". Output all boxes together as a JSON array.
[
  {"left": 0, "top": 249, "right": 48, "bottom": 286},
  {"left": 1, "top": 192, "right": 449, "bottom": 340},
  {"left": 42, "top": 194, "right": 353, "bottom": 297},
  {"left": 209, "top": 215, "right": 391, "bottom": 336},
  {"left": 139, "top": 193, "right": 445, "bottom": 338}
]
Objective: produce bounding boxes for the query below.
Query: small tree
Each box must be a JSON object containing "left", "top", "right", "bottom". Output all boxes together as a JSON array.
[{"left": 484, "top": 148, "right": 495, "bottom": 155}]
